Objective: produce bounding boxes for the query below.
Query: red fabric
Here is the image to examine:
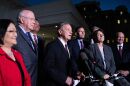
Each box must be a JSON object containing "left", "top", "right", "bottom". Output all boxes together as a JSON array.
[{"left": 0, "top": 48, "right": 31, "bottom": 86}]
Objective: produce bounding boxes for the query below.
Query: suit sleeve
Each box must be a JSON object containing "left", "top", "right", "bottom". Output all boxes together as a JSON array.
[{"left": 44, "top": 44, "right": 67, "bottom": 85}]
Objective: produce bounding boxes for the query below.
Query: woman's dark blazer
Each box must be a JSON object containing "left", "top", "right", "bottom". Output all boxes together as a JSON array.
[{"left": 88, "top": 43, "right": 116, "bottom": 79}]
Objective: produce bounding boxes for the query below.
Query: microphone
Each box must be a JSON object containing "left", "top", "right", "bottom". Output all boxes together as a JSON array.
[
  {"left": 80, "top": 51, "right": 89, "bottom": 61},
  {"left": 80, "top": 49, "right": 101, "bottom": 83},
  {"left": 80, "top": 51, "right": 94, "bottom": 79}
]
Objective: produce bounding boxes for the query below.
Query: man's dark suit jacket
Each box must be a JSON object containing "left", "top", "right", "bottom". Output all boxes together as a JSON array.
[
  {"left": 111, "top": 43, "right": 130, "bottom": 81},
  {"left": 14, "top": 26, "right": 38, "bottom": 86},
  {"left": 43, "top": 38, "right": 74, "bottom": 86},
  {"left": 68, "top": 39, "right": 89, "bottom": 74},
  {"left": 37, "top": 36, "right": 45, "bottom": 86},
  {"left": 88, "top": 44, "right": 116, "bottom": 79}
]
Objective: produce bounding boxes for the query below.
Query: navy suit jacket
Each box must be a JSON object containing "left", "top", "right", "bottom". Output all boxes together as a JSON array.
[
  {"left": 88, "top": 44, "right": 116, "bottom": 79},
  {"left": 68, "top": 39, "right": 89, "bottom": 74},
  {"left": 68, "top": 39, "right": 89, "bottom": 60},
  {"left": 14, "top": 26, "right": 38, "bottom": 86},
  {"left": 43, "top": 38, "right": 74, "bottom": 86},
  {"left": 111, "top": 43, "right": 130, "bottom": 81},
  {"left": 111, "top": 43, "right": 130, "bottom": 70}
]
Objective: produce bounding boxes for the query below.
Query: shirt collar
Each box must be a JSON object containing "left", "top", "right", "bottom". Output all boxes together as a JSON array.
[
  {"left": 117, "top": 43, "right": 123, "bottom": 47},
  {"left": 58, "top": 37, "right": 67, "bottom": 48},
  {"left": 19, "top": 25, "right": 28, "bottom": 34}
]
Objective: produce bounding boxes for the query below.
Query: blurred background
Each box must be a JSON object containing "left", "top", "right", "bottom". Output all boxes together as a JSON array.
[{"left": 1, "top": 0, "right": 130, "bottom": 44}]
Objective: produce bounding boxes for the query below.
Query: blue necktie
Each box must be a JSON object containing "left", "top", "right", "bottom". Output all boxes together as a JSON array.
[
  {"left": 26, "top": 32, "right": 35, "bottom": 50},
  {"left": 80, "top": 40, "right": 84, "bottom": 49}
]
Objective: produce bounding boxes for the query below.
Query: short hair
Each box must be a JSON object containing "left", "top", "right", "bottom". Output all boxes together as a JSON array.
[
  {"left": 57, "top": 22, "right": 71, "bottom": 36},
  {"left": 116, "top": 31, "right": 125, "bottom": 38},
  {"left": 92, "top": 29, "right": 104, "bottom": 43},
  {"left": 59, "top": 22, "right": 71, "bottom": 29},
  {"left": 0, "top": 19, "right": 15, "bottom": 44},
  {"left": 75, "top": 26, "right": 84, "bottom": 32},
  {"left": 17, "top": 9, "right": 33, "bottom": 23}
]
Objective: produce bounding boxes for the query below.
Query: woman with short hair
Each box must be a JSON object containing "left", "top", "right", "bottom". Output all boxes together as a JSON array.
[{"left": 0, "top": 19, "right": 31, "bottom": 86}]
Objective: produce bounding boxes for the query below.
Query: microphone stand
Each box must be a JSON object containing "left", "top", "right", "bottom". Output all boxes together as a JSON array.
[
  {"left": 84, "top": 59, "right": 100, "bottom": 84},
  {"left": 80, "top": 50, "right": 100, "bottom": 84}
]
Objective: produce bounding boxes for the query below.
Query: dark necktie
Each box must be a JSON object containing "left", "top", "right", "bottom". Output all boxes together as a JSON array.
[
  {"left": 33, "top": 34, "right": 38, "bottom": 47},
  {"left": 80, "top": 40, "right": 84, "bottom": 49},
  {"left": 26, "top": 32, "right": 32, "bottom": 44},
  {"left": 65, "top": 44, "right": 70, "bottom": 58},
  {"left": 26, "top": 32, "right": 35, "bottom": 50},
  {"left": 65, "top": 44, "right": 71, "bottom": 75},
  {"left": 119, "top": 46, "right": 122, "bottom": 57},
  {"left": 65, "top": 44, "right": 68, "bottom": 52}
]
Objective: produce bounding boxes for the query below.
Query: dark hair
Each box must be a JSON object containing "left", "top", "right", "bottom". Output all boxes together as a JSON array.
[
  {"left": 92, "top": 29, "right": 104, "bottom": 43},
  {"left": 0, "top": 19, "right": 15, "bottom": 44},
  {"left": 90, "top": 26, "right": 100, "bottom": 33},
  {"left": 116, "top": 31, "right": 125, "bottom": 38},
  {"left": 75, "top": 26, "right": 84, "bottom": 32}
]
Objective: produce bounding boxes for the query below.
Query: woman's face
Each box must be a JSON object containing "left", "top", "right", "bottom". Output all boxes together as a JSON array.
[
  {"left": 97, "top": 31, "right": 104, "bottom": 43},
  {"left": 3, "top": 23, "right": 17, "bottom": 46}
]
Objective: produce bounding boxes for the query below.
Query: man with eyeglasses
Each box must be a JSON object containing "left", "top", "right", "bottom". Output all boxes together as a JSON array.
[{"left": 14, "top": 9, "right": 38, "bottom": 86}]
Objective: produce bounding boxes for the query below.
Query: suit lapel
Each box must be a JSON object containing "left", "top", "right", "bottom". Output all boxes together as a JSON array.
[
  {"left": 95, "top": 44, "right": 104, "bottom": 62},
  {"left": 103, "top": 45, "right": 109, "bottom": 70},
  {"left": 57, "top": 39, "right": 70, "bottom": 58},
  {"left": 95, "top": 44, "right": 107, "bottom": 70},
  {"left": 18, "top": 27, "right": 36, "bottom": 54},
  {"left": 76, "top": 39, "right": 80, "bottom": 51}
]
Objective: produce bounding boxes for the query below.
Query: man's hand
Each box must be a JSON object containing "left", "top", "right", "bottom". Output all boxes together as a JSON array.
[
  {"left": 77, "top": 72, "right": 85, "bottom": 81},
  {"left": 103, "top": 74, "right": 110, "bottom": 80},
  {"left": 119, "top": 70, "right": 129, "bottom": 76}
]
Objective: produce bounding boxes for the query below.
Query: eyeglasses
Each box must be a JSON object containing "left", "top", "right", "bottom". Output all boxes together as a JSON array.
[
  {"left": 21, "top": 16, "right": 36, "bottom": 21},
  {"left": 6, "top": 30, "right": 17, "bottom": 33}
]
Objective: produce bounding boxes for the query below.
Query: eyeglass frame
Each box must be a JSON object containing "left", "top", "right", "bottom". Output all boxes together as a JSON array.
[{"left": 20, "top": 15, "right": 36, "bottom": 21}]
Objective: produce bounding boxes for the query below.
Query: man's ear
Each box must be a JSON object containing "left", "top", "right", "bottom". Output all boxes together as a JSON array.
[
  {"left": 19, "top": 16, "right": 24, "bottom": 23},
  {"left": 58, "top": 29, "right": 62, "bottom": 35}
]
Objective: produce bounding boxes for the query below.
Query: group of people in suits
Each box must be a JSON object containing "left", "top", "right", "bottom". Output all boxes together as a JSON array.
[
  {"left": 111, "top": 32, "right": 130, "bottom": 83},
  {"left": 76, "top": 28, "right": 130, "bottom": 86},
  {"left": 0, "top": 9, "right": 44, "bottom": 86},
  {"left": 0, "top": 8, "right": 130, "bottom": 86}
]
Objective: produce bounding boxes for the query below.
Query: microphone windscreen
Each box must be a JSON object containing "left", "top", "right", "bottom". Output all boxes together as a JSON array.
[
  {"left": 84, "top": 48, "right": 94, "bottom": 59},
  {"left": 80, "top": 52, "right": 89, "bottom": 60}
]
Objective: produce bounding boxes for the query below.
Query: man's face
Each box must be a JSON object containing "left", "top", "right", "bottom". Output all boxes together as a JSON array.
[
  {"left": 34, "top": 21, "right": 40, "bottom": 32},
  {"left": 59, "top": 24, "right": 72, "bottom": 41},
  {"left": 117, "top": 32, "right": 125, "bottom": 44},
  {"left": 77, "top": 27, "right": 85, "bottom": 39},
  {"left": 20, "top": 11, "right": 36, "bottom": 31}
]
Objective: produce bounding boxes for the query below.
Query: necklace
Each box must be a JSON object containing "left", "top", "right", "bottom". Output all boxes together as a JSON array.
[
  {"left": 1, "top": 47, "right": 16, "bottom": 61},
  {"left": 6, "top": 51, "right": 16, "bottom": 61}
]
